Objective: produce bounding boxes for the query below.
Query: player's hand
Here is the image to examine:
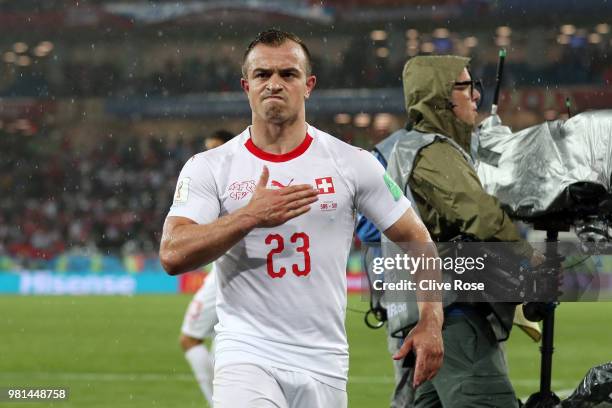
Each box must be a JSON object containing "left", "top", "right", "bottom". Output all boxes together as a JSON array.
[
  {"left": 244, "top": 166, "right": 319, "bottom": 228},
  {"left": 393, "top": 316, "right": 444, "bottom": 388},
  {"left": 530, "top": 250, "right": 546, "bottom": 268}
]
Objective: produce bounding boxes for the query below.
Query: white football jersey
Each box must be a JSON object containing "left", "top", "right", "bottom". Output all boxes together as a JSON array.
[{"left": 167, "top": 124, "right": 410, "bottom": 390}]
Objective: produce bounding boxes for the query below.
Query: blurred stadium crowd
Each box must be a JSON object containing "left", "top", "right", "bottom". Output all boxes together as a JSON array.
[
  {"left": 2, "top": 27, "right": 611, "bottom": 98},
  {"left": 0, "top": 130, "right": 199, "bottom": 267}
]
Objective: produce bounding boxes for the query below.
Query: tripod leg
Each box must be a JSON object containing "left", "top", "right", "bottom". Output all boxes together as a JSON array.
[{"left": 524, "top": 231, "right": 562, "bottom": 407}]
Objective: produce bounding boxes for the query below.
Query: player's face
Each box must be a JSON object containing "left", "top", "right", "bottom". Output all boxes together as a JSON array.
[
  {"left": 451, "top": 68, "right": 481, "bottom": 127},
  {"left": 241, "top": 41, "right": 316, "bottom": 125}
]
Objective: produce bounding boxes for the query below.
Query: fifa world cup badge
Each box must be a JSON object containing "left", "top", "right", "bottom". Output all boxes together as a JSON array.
[{"left": 174, "top": 177, "right": 191, "bottom": 203}]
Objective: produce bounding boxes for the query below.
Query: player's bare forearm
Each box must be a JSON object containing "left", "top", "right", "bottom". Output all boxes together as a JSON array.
[
  {"left": 415, "top": 301, "right": 443, "bottom": 331},
  {"left": 384, "top": 208, "right": 444, "bottom": 306},
  {"left": 159, "top": 212, "right": 258, "bottom": 275},
  {"left": 160, "top": 166, "right": 318, "bottom": 275},
  {"left": 384, "top": 210, "right": 443, "bottom": 321},
  {"left": 384, "top": 208, "right": 444, "bottom": 386}
]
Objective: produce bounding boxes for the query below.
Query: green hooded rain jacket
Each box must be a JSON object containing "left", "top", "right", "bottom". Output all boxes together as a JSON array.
[{"left": 403, "top": 56, "right": 532, "bottom": 257}]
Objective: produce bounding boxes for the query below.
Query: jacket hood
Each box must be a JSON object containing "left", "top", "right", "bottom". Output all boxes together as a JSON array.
[{"left": 402, "top": 55, "right": 473, "bottom": 152}]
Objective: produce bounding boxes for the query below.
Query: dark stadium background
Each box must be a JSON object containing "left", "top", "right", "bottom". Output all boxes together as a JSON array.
[{"left": 1, "top": 1, "right": 611, "bottom": 407}]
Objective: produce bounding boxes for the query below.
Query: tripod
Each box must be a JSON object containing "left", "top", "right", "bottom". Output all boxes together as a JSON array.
[{"left": 523, "top": 229, "right": 563, "bottom": 408}]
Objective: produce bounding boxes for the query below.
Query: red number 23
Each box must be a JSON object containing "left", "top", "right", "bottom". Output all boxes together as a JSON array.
[{"left": 265, "top": 232, "right": 311, "bottom": 278}]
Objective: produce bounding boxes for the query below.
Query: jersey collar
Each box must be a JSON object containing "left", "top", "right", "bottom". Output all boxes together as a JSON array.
[{"left": 245, "top": 129, "right": 313, "bottom": 163}]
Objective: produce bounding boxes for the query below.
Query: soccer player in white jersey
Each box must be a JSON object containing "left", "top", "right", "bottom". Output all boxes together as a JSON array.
[
  {"left": 180, "top": 267, "right": 217, "bottom": 405},
  {"left": 178, "top": 129, "right": 234, "bottom": 407},
  {"left": 160, "top": 29, "right": 444, "bottom": 408}
]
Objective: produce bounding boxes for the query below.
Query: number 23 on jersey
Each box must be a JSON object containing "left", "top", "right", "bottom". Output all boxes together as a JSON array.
[{"left": 264, "top": 232, "right": 311, "bottom": 278}]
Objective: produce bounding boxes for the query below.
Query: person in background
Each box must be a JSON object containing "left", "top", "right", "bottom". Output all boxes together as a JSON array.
[
  {"left": 359, "top": 55, "right": 544, "bottom": 407},
  {"left": 203, "top": 129, "right": 233, "bottom": 151}
]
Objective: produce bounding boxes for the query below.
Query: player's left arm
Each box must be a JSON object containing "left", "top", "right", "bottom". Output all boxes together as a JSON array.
[
  {"left": 350, "top": 148, "right": 443, "bottom": 386},
  {"left": 383, "top": 209, "right": 444, "bottom": 387}
]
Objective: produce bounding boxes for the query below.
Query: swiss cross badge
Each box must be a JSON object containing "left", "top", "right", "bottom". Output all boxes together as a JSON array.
[{"left": 315, "top": 177, "right": 335, "bottom": 194}]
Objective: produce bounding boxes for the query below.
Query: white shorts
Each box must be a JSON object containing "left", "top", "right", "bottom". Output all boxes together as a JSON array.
[
  {"left": 213, "top": 363, "right": 347, "bottom": 408},
  {"left": 180, "top": 269, "right": 218, "bottom": 339}
]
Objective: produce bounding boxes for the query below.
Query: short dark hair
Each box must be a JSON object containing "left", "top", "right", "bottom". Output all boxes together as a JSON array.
[
  {"left": 242, "top": 29, "right": 313, "bottom": 77},
  {"left": 208, "top": 129, "right": 234, "bottom": 144}
]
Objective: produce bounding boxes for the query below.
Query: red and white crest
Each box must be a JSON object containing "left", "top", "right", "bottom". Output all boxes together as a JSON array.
[
  {"left": 315, "top": 177, "right": 335, "bottom": 194},
  {"left": 228, "top": 180, "right": 256, "bottom": 200}
]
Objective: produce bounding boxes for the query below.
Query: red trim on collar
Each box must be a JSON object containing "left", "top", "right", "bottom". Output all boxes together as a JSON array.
[{"left": 245, "top": 133, "right": 313, "bottom": 162}]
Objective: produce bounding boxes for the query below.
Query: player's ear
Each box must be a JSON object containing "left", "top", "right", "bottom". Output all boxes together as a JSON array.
[
  {"left": 305, "top": 75, "right": 316, "bottom": 99},
  {"left": 241, "top": 78, "right": 249, "bottom": 93}
]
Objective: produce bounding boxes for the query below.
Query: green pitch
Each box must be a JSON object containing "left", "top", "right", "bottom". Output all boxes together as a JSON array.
[{"left": 0, "top": 295, "right": 610, "bottom": 407}]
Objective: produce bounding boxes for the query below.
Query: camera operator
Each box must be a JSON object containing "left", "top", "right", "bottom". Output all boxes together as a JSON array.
[{"left": 361, "top": 56, "right": 544, "bottom": 407}]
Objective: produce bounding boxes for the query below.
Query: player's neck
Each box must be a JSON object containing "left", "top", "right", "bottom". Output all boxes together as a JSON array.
[{"left": 250, "top": 118, "right": 308, "bottom": 155}]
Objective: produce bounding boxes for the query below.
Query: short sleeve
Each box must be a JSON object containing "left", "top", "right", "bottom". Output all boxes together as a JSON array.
[
  {"left": 353, "top": 150, "right": 411, "bottom": 232},
  {"left": 167, "top": 155, "right": 220, "bottom": 224}
]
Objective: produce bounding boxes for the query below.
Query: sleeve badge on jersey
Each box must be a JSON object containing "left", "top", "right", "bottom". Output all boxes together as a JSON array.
[
  {"left": 383, "top": 172, "right": 402, "bottom": 201},
  {"left": 174, "top": 177, "right": 191, "bottom": 203},
  {"left": 315, "top": 177, "right": 335, "bottom": 194}
]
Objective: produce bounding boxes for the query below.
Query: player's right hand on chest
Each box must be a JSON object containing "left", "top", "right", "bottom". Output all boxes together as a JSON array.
[{"left": 243, "top": 166, "right": 319, "bottom": 228}]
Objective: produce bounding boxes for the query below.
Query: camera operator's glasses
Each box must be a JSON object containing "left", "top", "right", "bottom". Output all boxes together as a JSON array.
[{"left": 453, "top": 79, "right": 484, "bottom": 109}]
